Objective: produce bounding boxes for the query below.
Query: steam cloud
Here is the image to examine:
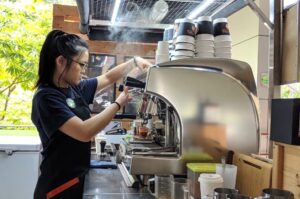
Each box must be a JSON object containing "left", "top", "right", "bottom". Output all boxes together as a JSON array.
[{"left": 108, "top": 2, "right": 154, "bottom": 42}]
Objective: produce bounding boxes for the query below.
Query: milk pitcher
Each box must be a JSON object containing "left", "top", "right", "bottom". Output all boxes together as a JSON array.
[{"left": 148, "top": 175, "right": 171, "bottom": 199}]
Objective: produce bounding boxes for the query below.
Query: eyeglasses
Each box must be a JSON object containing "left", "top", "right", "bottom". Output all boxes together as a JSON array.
[{"left": 69, "top": 58, "right": 88, "bottom": 70}]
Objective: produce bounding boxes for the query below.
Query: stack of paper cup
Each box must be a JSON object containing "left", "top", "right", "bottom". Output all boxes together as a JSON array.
[
  {"left": 213, "top": 18, "right": 232, "bottom": 59},
  {"left": 156, "top": 41, "right": 170, "bottom": 64},
  {"left": 164, "top": 25, "right": 175, "bottom": 58},
  {"left": 171, "top": 18, "right": 182, "bottom": 60},
  {"left": 194, "top": 16, "right": 214, "bottom": 58},
  {"left": 172, "top": 18, "right": 196, "bottom": 60}
]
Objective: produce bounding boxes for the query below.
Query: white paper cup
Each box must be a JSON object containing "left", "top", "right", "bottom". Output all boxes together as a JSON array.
[
  {"left": 169, "top": 49, "right": 176, "bottom": 56},
  {"left": 156, "top": 54, "right": 170, "bottom": 64},
  {"left": 196, "top": 40, "right": 214, "bottom": 46},
  {"left": 196, "top": 45, "right": 214, "bottom": 52},
  {"left": 214, "top": 41, "right": 232, "bottom": 47},
  {"left": 199, "top": 173, "right": 223, "bottom": 199},
  {"left": 215, "top": 47, "right": 231, "bottom": 53},
  {"left": 196, "top": 50, "right": 214, "bottom": 54},
  {"left": 164, "top": 25, "right": 174, "bottom": 41},
  {"left": 174, "top": 50, "right": 195, "bottom": 57},
  {"left": 173, "top": 18, "right": 185, "bottom": 39},
  {"left": 157, "top": 41, "right": 170, "bottom": 55},
  {"left": 214, "top": 35, "right": 232, "bottom": 42},
  {"left": 176, "top": 35, "right": 195, "bottom": 44},
  {"left": 175, "top": 43, "right": 195, "bottom": 51},
  {"left": 215, "top": 52, "right": 231, "bottom": 59},
  {"left": 171, "top": 55, "right": 193, "bottom": 60},
  {"left": 195, "top": 52, "right": 214, "bottom": 58},
  {"left": 196, "top": 34, "right": 214, "bottom": 41},
  {"left": 216, "top": 164, "right": 237, "bottom": 189}
]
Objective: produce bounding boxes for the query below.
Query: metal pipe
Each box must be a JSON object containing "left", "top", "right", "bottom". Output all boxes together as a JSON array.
[
  {"left": 75, "top": 0, "right": 89, "bottom": 34},
  {"left": 246, "top": 0, "right": 274, "bottom": 30},
  {"left": 272, "top": 0, "right": 283, "bottom": 85}
]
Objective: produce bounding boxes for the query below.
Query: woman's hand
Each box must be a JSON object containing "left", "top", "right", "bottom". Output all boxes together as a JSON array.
[
  {"left": 134, "top": 56, "right": 152, "bottom": 70},
  {"left": 115, "top": 87, "right": 132, "bottom": 108}
]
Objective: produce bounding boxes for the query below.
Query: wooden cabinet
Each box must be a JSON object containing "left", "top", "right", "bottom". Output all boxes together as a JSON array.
[{"left": 272, "top": 142, "right": 300, "bottom": 199}]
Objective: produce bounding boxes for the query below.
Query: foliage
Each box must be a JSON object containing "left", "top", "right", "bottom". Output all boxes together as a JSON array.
[
  {"left": 0, "top": 2, "right": 51, "bottom": 125},
  {"left": 281, "top": 84, "right": 300, "bottom": 98}
]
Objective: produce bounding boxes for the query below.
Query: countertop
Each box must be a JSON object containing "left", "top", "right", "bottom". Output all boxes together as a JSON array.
[{"left": 83, "top": 165, "right": 154, "bottom": 199}]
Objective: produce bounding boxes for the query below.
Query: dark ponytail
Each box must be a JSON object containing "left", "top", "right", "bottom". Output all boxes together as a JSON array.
[{"left": 35, "top": 30, "right": 88, "bottom": 88}]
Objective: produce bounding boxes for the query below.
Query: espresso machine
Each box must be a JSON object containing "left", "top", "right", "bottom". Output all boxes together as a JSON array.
[{"left": 118, "top": 58, "right": 259, "bottom": 186}]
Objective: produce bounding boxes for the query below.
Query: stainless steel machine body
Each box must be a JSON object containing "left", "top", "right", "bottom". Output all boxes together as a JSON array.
[{"left": 122, "top": 58, "right": 259, "bottom": 176}]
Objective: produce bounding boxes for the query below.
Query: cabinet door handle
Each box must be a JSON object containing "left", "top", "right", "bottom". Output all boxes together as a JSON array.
[{"left": 296, "top": 173, "right": 300, "bottom": 187}]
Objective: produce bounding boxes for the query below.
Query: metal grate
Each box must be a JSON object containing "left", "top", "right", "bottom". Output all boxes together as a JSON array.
[
  {"left": 91, "top": 0, "right": 115, "bottom": 21},
  {"left": 90, "top": 0, "right": 232, "bottom": 24}
]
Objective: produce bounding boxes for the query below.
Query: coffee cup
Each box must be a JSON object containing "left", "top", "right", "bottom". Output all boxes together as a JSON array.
[
  {"left": 176, "top": 18, "right": 196, "bottom": 44},
  {"left": 194, "top": 16, "right": 213, "bottom": 41},
  {"left": 175, "top": 50, "right": 195, "bottom": 57},
  {"left": 213, "top": 18, "right": 231, "bottom": 42},
  {"left": 138, "top": 126, "right": 148, "bottom": 138},
  {"left": 164, "top": 25, "right": 174, "bottom": 42},
  {"left": 157, "top": 41, "right": 169, "bottom": 55},
  {"left": 156, "top": 54, "right": 170, "bottom": 64},
  {"left": 175, "top": 43, "right": 195, "bottom": 51}
]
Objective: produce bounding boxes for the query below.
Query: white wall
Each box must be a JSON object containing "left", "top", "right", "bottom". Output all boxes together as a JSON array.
[{"left": 227, "top": 0, "right": 271, "bottom": 156}]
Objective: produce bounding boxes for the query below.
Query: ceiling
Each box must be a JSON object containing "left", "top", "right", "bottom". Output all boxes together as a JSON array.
[
  {"left": 90, "top": 0, "right": 241, "bottom": 24},
  {"left": 76, "top": 0, "right": 248, "bottom": 42},
  {"left": 90, "top": 0, "right": 234, "bottom": 25}
]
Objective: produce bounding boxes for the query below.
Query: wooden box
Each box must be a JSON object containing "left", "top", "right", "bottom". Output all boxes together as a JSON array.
[
  {"left": 272, "top": 142, "right": 300, "bottom": 199},
  {"left": 233, "top": 153, "right": 272, "bottom": 197}
]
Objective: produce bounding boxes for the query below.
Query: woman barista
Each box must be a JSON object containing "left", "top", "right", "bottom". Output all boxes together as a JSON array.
[{"left": 31, "top": 30, "right": 151, "bottom": 199}]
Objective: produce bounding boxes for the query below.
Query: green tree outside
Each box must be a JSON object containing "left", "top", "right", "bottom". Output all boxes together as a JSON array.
[{"left": 0, "top": 2, "right": 51, "bottom": 129}]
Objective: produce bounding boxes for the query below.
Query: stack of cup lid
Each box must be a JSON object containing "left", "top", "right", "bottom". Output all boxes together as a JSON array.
[
  {"left": 194, "top": 16, "right": 214, "bottom": 58},
  {"left": 213, "top": 18, "right": 232, "bottom": 59},
  {"left": 163, "top": 25, "right": 175, "bottom": 58},
  {"left": 155, "top": 41, "right": 170, "bottom": 64},
  {"left": 172, "top": 18, "right": 196, "bottom": 61}
]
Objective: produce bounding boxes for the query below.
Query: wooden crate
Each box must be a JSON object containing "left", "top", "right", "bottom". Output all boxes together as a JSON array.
[
  {"left": 233, "top": 153, "right": 272, "bottom": 197},
  {"left": 272, "top": 142, "right": 300, "bottom": 199}
]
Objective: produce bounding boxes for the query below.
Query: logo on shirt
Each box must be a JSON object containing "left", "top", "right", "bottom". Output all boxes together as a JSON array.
[{"left": 66, "top": 98, "right": 76, "bottom": 108}]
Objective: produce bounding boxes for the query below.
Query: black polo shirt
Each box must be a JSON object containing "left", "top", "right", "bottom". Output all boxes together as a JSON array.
[{"left": 31, "top": 78, "right": 97, "bottom": 150}]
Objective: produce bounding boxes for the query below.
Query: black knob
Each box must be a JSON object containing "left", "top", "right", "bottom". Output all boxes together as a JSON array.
[{"left": 119, "top": 84, "right": 124, "bottom": 92}]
